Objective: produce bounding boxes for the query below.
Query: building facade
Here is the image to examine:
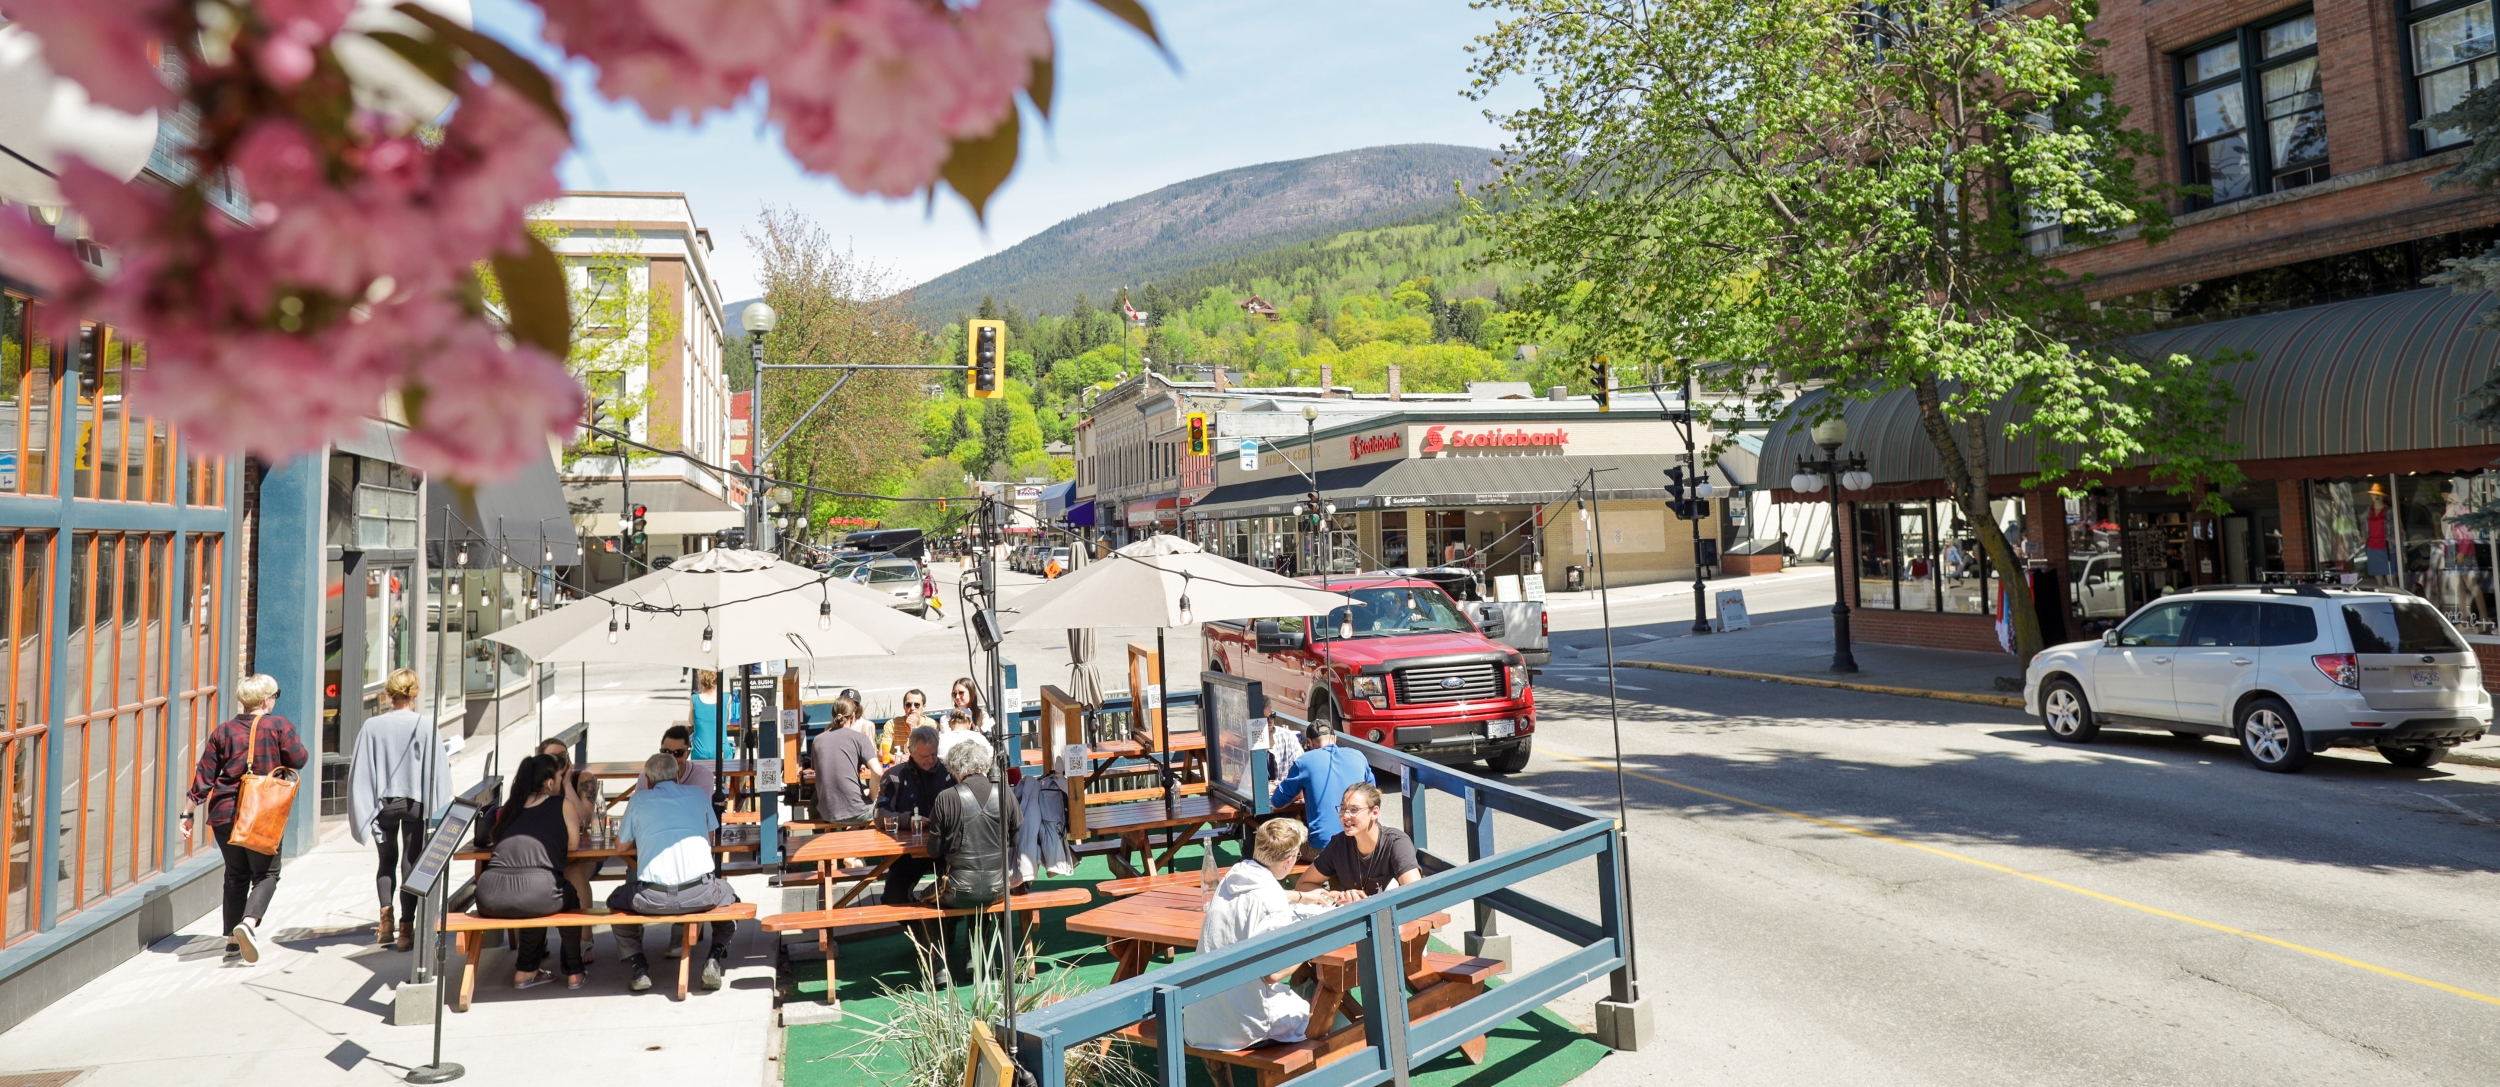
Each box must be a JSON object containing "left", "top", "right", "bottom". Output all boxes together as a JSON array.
[
  {"left": 538, "top": 194, "right": 741, "bottom": 585},
  {"left": 1764, "top": 0, "right": 2500, "bottom": 660}
]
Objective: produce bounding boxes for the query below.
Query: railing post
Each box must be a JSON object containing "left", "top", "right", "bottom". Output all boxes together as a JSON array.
[
  {"left": 1592, "top": 824, "right": 1654, "bottom": 1051},
  {"left": 1153, "top": 984, "right": 1188, "bottom": 1086},
  {"left": 1463, "top": 786, "right": 1508, "bottom": 967},
  {"left": 1401, "top": 764, "right": 1427, "bottom": 854},
  {"left": 1358, "top": 906, "right": 1412, "bottom": 1087},
  {"left": 1017, "top": 1027, "right": 1062, "bottom": 1087}
]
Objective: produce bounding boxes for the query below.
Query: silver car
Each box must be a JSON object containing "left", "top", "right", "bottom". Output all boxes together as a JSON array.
[
  {"left": 857, "top": 558, "right": 928, "bottom": 617},
  {"left": 2024, "top": 586, "right": 2491, "bottom": 772}
]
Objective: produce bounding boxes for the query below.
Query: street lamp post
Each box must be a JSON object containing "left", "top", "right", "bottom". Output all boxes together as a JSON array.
[
  {"left": 742, "top": 302, "right": 778, "bottom": 550},
  {"left": 1792, "top": 417, "right": 1873, "bottom": 673}
]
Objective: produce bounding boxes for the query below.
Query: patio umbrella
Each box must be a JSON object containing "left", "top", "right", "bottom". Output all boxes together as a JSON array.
[{"left": 1001, "top": 535, "right": 1358, "bottom": 806}]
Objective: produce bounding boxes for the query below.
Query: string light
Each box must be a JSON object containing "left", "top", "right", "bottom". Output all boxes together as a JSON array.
[
  {"left": 700, "top": 609, "right": 713, "bottom": 654},
  {"left": 608, "top": 610, "right": 619, "bottom": 644}
]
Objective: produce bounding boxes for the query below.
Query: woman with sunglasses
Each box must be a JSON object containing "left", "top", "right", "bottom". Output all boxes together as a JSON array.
[{"left": 947, "top": 677, "right": 989, "bottom": 733}]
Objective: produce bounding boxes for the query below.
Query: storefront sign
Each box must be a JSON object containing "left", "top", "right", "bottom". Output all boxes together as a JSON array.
[
  {"left": 1383, "top": 495, "right": 1432, "bottom": 507},
  {"left": 1416, "top": 425, "right": 1571, "bottom": 455},
  {"left": 1348, "top": 431, "right": 1403, "bottom": 460}
]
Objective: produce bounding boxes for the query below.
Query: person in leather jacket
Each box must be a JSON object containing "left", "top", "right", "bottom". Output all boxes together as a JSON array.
[{"left": 925, "top": 736, "right": 1020, "bottom": 982}]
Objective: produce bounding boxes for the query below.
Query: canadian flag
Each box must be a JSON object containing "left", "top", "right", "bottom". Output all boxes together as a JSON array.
[{"left": 1122, "top": 301, "right": 1148, "bottom": 323}]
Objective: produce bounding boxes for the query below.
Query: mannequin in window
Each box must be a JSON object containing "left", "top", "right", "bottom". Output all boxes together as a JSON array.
[{"left": 2364, "top": 484, "right": 2393, "bottom": 585}]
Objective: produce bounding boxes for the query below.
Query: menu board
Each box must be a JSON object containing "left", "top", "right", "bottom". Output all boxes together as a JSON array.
[
  {"left": 401, "top": 797, "right": 484, "bottom": 900},
  {"left": 1202, "top": 670, "right": 1269, "bottom": 815}
]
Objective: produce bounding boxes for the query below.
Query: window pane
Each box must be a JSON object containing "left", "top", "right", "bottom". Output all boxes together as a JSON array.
[
  {"left": 2263, "top": 14, "right": 2317, "bottom": 57},
  {"left": 1856, "top": 506, "right": 1896, "bottom": 609},
  {"left": 2118, "top": 602, "right": 2194, "bottom": 646},
  {"left": 2421, "top": 57, "right": 2499, "bottom": 148},
  {"left": 1897, "top": 506, "right": 1934, "bottom": 611},
  {"left": 2187, "top": 83, "right": 2246, "bottom": 142},
  {"left": 2414, "top": 5, "right": 2496, "bottom": 74},
  {"left": 2187, "top": 600, "right": 2261, "bottom": 647},
  {"left": 2192, "top": 133, "right": 2254, "bottom": 201},
  {"left": 2259, "top": 603, "right": 2320, "bottom": 646},
  {"left": 2190, "top": 40, "right": 2242, "bottom": 83}
]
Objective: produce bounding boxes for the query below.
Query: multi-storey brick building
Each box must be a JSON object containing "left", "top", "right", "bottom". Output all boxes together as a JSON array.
[{"left": 1765, "top": 0, "right": 2500, "bottom": 657}]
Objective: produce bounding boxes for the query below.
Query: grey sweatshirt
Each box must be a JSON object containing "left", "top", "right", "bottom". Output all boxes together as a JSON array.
[{"left": 348, "top": 708, "right": 452, "bottom": 843}]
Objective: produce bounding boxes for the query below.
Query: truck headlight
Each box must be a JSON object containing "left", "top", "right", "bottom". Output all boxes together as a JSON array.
[
  {"left": 1347, "top": 674, "right": 1386, "bottom": 709},
  {"left": 1507, "top": 664, "right": 1530, "bottom": 694}
]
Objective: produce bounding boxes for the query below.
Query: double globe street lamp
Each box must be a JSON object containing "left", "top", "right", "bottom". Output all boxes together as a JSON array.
[{"left": 1790, "top": 416, "right": 1875, "bottom": 673}]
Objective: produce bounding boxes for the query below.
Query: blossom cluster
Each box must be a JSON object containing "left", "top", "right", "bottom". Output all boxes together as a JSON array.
[
  {"left": 535, "top": 0, "right": 1053, "bottom": 197},
  {"left": 0, "top": 0, "right": 1065, "bottom": 480}
]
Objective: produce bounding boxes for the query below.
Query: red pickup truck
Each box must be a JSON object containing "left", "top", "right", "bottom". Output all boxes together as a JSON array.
[{"left": 1202, "top": 575, "right": 1535, "bottom": 772}]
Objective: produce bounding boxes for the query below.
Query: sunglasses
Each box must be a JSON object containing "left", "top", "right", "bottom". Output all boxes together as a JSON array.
[{"left": 904, "top": 700, "right": 924, "bottom": 709}]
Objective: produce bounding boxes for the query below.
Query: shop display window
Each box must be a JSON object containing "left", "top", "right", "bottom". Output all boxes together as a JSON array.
[{"left": 2313, "top": 474, "right": 2500, "bottom": 634}]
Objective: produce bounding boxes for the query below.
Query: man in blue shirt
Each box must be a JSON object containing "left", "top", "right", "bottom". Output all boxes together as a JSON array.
[
  {"left": 609, "top": 752, "right": 740, "bottom": 993},
  {"left": 1269, "top": 724, "right": 1374, "bottom": 854}
]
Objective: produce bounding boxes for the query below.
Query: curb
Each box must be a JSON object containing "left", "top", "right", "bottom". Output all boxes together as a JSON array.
[{"left": 1615, "top": 659, "right": 2026, "bottom": 709}]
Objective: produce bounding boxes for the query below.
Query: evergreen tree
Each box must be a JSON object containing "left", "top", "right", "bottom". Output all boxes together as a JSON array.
[{"left": 977, "top": 294, "right": 1000, "bottom": 320}]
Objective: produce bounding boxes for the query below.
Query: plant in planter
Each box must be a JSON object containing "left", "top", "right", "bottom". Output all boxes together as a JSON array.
[{"left": 822, "top": 922, "right": 1144, "bottom": 1087}]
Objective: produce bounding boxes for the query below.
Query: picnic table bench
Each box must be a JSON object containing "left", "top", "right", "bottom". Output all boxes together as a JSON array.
[
  {"left": 441, "top": 903, "right": 758, "bottom": 1009},
  {"left": 1078, "top": 794, "right": 1245, "bottom": 879},
  {"left": 1112, "top": 952, "right": 1501, "bottom": 1087},
  {"left": 761, "top": 887, "right": 1094, "bottom": 998}
]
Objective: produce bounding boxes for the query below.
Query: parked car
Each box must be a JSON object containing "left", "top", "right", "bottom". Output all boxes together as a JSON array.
[
  {"left": 1046, "top": 546, "right": 1071, "bottom": 576},
  {"left": 1363, "top": 568, "right": 1548, "bottom": 666},
  {"left": 1204, "top": 575, "right": 1535, "bottom": 772},
  {"left": 857, "top": 558, "right": 930, "bottom": 617},
  {"left": 2023, "top": 585, "right": 2491, "bottom": 772}
]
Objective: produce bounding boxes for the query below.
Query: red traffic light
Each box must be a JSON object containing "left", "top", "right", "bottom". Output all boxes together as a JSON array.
[{"left": 631, "top": 504, "right": 648, "bottom": 518}]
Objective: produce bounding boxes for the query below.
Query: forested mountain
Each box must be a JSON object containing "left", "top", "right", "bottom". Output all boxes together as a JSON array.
[{"left": 905, "top": 144, "right": 1499, "bottom": 320}]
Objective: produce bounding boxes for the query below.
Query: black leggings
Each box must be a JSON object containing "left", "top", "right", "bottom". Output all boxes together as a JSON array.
[
  {"left": 515, "top": 882, "right": 585, "bottom": 976},
  {"left": 213, "top": 822, "right": 281, "bottom": 935},
  {"left": 373, "top": 803, "right": 426, "bottom": 921}
]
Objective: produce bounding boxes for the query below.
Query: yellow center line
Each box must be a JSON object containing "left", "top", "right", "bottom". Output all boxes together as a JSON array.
[{"left": 1545, "top": 748, "right": 2500, "bottom": 1008}]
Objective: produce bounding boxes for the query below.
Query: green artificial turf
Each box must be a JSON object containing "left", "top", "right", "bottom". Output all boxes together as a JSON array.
[{"left": 779, "top": 846, "right": 1611, "bottom": 1087}]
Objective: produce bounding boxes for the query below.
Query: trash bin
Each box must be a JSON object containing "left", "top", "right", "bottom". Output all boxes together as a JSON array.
[{"left": 1566, "top": 565, "right": 1586, "bottom": 592}]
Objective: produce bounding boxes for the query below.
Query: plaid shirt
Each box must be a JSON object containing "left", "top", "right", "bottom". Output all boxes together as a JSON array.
[{"left": 187, "top": 713, "right": 310, "bottom": 827}]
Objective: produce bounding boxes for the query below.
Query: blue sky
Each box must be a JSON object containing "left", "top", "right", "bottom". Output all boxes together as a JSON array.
[{"left": 471, "top": 1, "right": 1526, "bottom": 300}]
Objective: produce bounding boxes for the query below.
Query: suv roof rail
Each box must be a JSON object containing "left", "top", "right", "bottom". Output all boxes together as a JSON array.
[{"left": 2180, "top": 583, "right": 2333, "bottom": 598}]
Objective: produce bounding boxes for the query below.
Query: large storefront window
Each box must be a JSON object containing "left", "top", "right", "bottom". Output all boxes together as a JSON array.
[
  {"left": 1380, "top": 511, "right": 1410, "bottom": 568},
  {"left": 2312, "top": 474, "right": 2500, "bottom": 633},
  {"left": 0, "top": 294, "right": 55, "bottom": 497},
  {"left": 0, "top": 532, "right": 50, "bottom": 947},
  {"left": 60, "top": 532, "right": 176, "bottom": 910},
  {"left": 1857, "top": 499, "right": 2023, "bottom": 614}
]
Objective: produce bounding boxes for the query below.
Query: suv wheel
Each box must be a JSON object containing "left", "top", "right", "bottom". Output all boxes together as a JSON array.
[
  {"left": 2378, "top": 744, "right": 2447, "bottom": 769},
  {"left": 2238, "top": 697, "right": 2310, "bottom": 773},
  {"left": 2040, "top": 679, "right": 2098, "bottom": 743}
]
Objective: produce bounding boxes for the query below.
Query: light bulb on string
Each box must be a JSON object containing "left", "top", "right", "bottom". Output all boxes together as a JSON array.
[
  {"left": 608, "top": 609, "right": 619, "bottom": 644},
  {"left": 701, "top": 611, "right": 714, "bottom": 654},
  {"left": 818, "top": 584, "right": 833, "bottom": 632}
]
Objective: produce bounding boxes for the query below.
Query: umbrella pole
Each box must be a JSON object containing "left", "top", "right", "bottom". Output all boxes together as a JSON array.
[
  {"left": 981, "top": 498, "right": 1020, "bottom": 1066},
  {"left": 1156, "top": 628, "right": 1176, "bottom": 814}
]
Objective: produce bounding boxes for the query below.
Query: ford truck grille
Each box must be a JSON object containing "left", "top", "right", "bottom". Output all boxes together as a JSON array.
[{"left": 1395, "top": 662, "right": 1502, "bottom": 705}]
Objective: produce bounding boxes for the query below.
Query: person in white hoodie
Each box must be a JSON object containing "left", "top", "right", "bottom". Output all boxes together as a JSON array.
[{"left": 1184, "top": 819, "right": 1346, "bottom": 1050}]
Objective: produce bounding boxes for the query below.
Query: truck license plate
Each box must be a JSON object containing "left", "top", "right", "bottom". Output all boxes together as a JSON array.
[
  {"left": 2412, "top": 668, "right": 2442, "bottom": 689},
  {"left": 1486, "top": 719, "right": 1516, "bottom": 738}
]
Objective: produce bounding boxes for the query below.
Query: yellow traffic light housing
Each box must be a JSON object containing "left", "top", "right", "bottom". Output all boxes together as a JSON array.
[
  {"left": 1185, "top": 412, "right": 1209, "bottom": 456},
  {"left": 967, "top": 319, "right": 1005, "bottom": 399}
]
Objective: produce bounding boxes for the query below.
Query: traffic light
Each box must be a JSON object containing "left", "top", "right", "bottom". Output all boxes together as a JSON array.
[
  {"left": 1664, "top": 466, "right": 1693, "bottom": 520},
  {"left": 630, "top": 503, "right": 649, "bottom": 549},
  {"left": 1591, "top": 355, "right": 1610, "bottom": 412},
  {"left": 1185, "top": 413, "right": 1209, "bottom": 456},
  {"left": 966, "top": 319, "right": 1005, "bottom": 399}
]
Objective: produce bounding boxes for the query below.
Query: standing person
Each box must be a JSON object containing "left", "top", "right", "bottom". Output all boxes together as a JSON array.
[
  {"left": 689, "top": 669, "right": 740, "bottom": 762},
  {"left": 808, "top": 697, "right": 879, "bottom": 826},
  {"left": 875, "top": 726, "right": 955, "bottom": 904},
  {"left": 348, "top": 669, "right": 449, "bottom": 951},
  {"left": 1295, "top": 782, "right": 1420, "bottom": 902},
  {"left": 609, "top": 751, "right": 740, "bottom": 993},
  {"left": 476, "top": 755, "right": 588, "bottom": 989},
  {"left": 923, "top": 736, "right": 1019, "bottom": 983},
  {"left": 1268, "top": 723, "right": 1374, "bottom": 857},
  {"left": 181, "top": 674, "right": 310, "bottom": 965}
]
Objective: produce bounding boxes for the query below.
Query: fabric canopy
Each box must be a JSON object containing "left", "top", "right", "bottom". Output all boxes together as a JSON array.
[
  {"left": 486, "top": 548, "right": 930, "bottom": 669},
  {"left": 1000, "top": 535, "right": 1358, "bottom": 631}
]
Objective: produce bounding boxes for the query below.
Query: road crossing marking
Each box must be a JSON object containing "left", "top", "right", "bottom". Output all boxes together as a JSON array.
[{"left": 1546, "top": 748, "right": 2500, "bottom": 1010}]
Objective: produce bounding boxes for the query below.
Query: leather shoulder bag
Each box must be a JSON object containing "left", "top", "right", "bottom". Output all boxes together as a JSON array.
[{"left": 228, "top": 714, "right": 299, "bottom": 855}]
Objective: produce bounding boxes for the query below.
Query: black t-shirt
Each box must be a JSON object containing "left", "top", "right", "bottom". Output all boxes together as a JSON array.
[{"left": 1314, "top": 825, "right": 1419, "bottom": 897}]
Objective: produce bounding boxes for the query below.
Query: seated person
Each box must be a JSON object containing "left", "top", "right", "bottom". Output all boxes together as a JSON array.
[
  {"left": 1269, "top": 723, "right": 1375, "bottom": 855},
  {"left": 875, "top": 725, "right": 955, "bottom": 904},
  {"left": 1184, "top": 819, "right": 1335, "bottom": 1050},
  {"left": 642, "top": 725, "right": 717, "bottom": 795},
  {"left": 608, "top": 752, "right": 740, "bottom": 993},
  {"left": 924, "top": 736, "right": 1020, "bottom": 983},
  {"left": 474, "top": 754, "right": 586, "bottom": 989},
  {"left": 1296, "top": 782, "right": 1419, "bottom": 903},
  {"left": 936, "top": 708, "right": 982, "bottom": 758},
  {"left": 884, "top": 688, "right": 931, "bottom": 757},
  {"left": 535, "top": 739, "right": 604, "bottom": 920},
  {"left": 808, "top": 696, "right": 880, "bottom": 826}
]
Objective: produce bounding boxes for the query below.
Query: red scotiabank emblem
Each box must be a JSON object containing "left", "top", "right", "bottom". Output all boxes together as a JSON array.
[
  {"left": 1348, "top": 432, "right": 1403, "bottom": 460},
  {"left": 1417, "top": 426, "right": 1569, "bottom": 454}
]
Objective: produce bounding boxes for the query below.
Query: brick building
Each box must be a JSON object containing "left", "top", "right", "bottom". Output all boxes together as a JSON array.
[{"left": 1764, "top": 0, "right": 2500, "bottom": 658}]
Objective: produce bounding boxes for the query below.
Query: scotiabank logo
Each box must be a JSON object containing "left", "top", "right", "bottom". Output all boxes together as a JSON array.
[
  {"left": 1348, "top": 432, "right": 1402, "bottom": 460},
  {"left": 1417, "top": 426, "right": 1570, "bottom": 454}
]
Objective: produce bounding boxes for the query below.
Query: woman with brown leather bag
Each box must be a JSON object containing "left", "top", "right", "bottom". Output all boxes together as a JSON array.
[{"left": 181, "top": 674, "right": 310, "bottom": 965}]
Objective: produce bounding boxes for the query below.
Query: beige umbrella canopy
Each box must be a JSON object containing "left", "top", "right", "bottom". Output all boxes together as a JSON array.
[
  {"left": 1001, "top": 535, "right": 1357, "bottom": 632},
  {"left": 487, "top": 548, "right": 930, "bottom": 670}
]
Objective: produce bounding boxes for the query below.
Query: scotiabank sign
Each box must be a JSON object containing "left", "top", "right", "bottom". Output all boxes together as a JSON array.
[
  {"left": 1347, "top": 431, "right": 1402, "bottom": 460},
  {"left": 1415, "top": 425, "right": 1570, "bottom": 455}
]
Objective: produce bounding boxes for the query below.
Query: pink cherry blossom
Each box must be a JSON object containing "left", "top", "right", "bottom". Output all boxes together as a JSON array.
[
  {"left": 7, "top": 0, "right": 180, "bottom": 114},
  {"left": 394, "top": 326, "right": 586, "bottom": 480}
]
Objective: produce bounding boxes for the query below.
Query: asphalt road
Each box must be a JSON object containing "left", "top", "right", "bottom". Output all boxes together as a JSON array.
[{"left": 1489, "top": 654, "right": 2500, "bottom": 1086}]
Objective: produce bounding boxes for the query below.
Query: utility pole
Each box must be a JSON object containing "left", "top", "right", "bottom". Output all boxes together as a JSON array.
[{"left": 1661, "top": 369, "right": 1713, "bottom": 634}]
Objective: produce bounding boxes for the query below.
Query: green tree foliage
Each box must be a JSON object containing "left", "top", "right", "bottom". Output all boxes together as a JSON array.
[
  {"left": 891, "top": 457, "right": 976, "bottom": 535},
  {"left": 1471, "top": 0, "right": 2240, "bottom": 660},
  {"left": 744, "top": 205, "right": 928, "bottom": 536}
]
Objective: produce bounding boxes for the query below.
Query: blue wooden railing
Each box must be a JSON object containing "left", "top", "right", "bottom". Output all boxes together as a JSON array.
[{"left": 1011, "top": 730, "right": 1632, "bottom": 1087}]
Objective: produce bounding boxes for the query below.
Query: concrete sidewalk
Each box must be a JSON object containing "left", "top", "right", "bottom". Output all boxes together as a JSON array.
[{"left": 0, "top": 661, "right": 783, "bottom": 1087}]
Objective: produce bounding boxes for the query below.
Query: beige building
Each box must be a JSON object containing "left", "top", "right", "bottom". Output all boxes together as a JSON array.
[{"left": 533, "top": 192, "right": 742, "bottom": 584}]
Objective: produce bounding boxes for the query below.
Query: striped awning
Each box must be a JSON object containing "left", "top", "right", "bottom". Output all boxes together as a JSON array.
[{"left": 1759, "top": 287, "right": 2500, "bottom": 485}]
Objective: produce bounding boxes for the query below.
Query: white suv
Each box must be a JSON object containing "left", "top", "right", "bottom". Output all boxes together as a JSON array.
[{"left": 2023, "top": 586, "right": 2491, "bottom": 772}]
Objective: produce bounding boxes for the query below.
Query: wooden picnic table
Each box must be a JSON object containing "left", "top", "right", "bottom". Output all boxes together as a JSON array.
[
  {"left": 453, "top": 830, "right": 760, "bottom": 883},
  {"left": 1083, "top": 794, "right": 1244, "bottom": 880},
  {"left": 1066, "top": 888, "right": 1459, "bottom": 1048},
  {"left": 785, "top": 824, "right": 932, "bottom": 909}
]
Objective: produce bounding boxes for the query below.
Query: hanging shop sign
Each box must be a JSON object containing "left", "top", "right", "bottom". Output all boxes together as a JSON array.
[{"left": 1348, "top": 431, "right": 1404, "bottom": 460}]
